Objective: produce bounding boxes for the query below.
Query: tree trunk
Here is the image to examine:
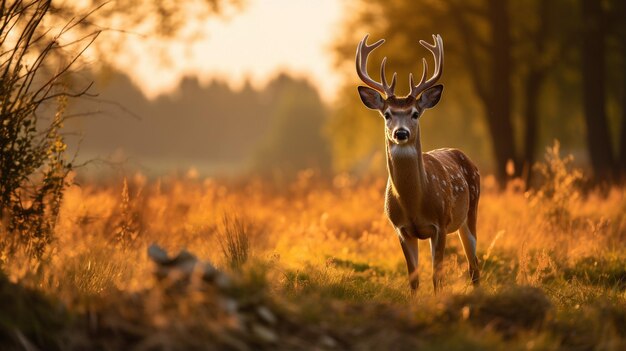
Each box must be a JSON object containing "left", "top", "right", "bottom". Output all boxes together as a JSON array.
[
  {"left": 487, "top": 0, "right": 518, "bottom": 185},
  {"left": 449, "top": 0, "right": 518, "bottom": 187},
  {"left": 620, "top": 0, "right": 626, "bottom": 178},
  {"left": 581, "top": 0, "right": 616, "bottom": 183},
  {"left": 521, "top": 0, "right": 551, "bottom": 189},
  {"left": 522, "top": 70, "right": 546, "bottom": 188}
]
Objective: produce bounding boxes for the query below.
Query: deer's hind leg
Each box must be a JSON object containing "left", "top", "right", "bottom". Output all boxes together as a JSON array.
[{"left": 458, "top": 219, "right": 480, "bottom": 286}]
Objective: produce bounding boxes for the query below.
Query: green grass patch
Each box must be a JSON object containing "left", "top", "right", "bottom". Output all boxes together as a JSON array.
[{"left": 564, "top": 255, "right": 626, "bottom": 290}]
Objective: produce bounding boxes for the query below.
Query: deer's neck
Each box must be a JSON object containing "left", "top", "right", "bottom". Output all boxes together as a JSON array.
[{"left": 386, "top": 131, "right": 427, "bottom": 212}]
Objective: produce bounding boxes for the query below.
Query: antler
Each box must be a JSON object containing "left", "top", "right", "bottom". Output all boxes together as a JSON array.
[
  {"left": 409, "top": 34, "right": 444, "bottom": 98},
  {"left": 356, "top": 34, "right": 397, "bottom": 97}
]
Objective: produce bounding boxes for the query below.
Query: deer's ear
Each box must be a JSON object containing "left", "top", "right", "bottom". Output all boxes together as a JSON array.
[
  {"left": 358, "top": 86, "right": 385, "bottom": 110},
  {"left": 417, "top": 84, "right": 443, "bottom": 110}
]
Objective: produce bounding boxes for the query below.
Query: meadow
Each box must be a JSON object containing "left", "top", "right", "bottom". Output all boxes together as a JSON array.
[{"left": 1, "top": 146, "right": 626, "bottom": 350}]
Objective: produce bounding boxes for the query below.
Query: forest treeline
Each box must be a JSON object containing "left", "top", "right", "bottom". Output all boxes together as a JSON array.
[{"left": 67, "top": 71, "right": 330, "bottom": 176}]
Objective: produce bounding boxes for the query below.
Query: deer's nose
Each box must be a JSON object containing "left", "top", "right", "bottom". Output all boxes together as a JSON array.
[{"left": 394, "top": 129, "right": 410, "bottom": 141}]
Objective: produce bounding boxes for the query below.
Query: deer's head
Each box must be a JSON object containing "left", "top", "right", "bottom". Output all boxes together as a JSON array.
[{"left": 356, "top": 34, "right": 444, "bottom": 146}]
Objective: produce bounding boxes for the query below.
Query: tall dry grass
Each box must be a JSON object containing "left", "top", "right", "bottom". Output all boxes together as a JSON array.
[{"left": 0, "top": 143, "right": 624, "bottom": 349}]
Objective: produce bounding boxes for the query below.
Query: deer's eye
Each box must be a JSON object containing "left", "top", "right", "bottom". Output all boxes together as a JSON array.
[
  {"left": 412, "top": 111, "right": 420, "bottom": 119},
  {"left": 383, "top": 111, "right": 391, "bottom": 120}
]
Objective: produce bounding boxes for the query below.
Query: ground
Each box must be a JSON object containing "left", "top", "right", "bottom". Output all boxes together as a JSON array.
[{"left": 1, "top": 157, "right": 626, "bottom": 350}]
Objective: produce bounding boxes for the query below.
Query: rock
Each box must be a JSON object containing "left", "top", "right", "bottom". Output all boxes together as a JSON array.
[
  {"left": 147, "top": 244, "right": 170, "bottom": 264},
  {"left": 251, "top": 324, "right": 277, "bottom": 343},
  {"left": 319, "top": 335, "right": 337, "bottom": 348},
  {"left": 149, "top": 244, "right": 200, "bottom": 282},
  {"left": 221, "top": 298, "right": 239, "bottom": 314},
  {"left": 212, "top": 272, "right": 232, "bottom": 289},
  {"left": 169, "top": 250, "right": 197, "bottom": 267},
  {"left": 147, "top": 244, "right": 285, "bottom": 347},
  {"left": 256, "top": 305, "right": 277, "bottom": 325}
]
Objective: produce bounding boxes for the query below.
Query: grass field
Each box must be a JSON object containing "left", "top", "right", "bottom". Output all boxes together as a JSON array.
[{"left": 1, "top": 149, "right": 626, "bottom": 350}]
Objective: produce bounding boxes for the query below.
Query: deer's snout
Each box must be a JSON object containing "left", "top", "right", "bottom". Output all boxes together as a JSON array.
[{"left": 394, "top": 129, "right": 410, "bottom": 142}]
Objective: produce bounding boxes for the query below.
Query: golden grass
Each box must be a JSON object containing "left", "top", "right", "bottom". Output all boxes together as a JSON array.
[
  {"left": 1, "top": 150, "right": 626, "bottom": 349},
  {"left": 33, "top": 172, "right": 623, "bottom": 294}
]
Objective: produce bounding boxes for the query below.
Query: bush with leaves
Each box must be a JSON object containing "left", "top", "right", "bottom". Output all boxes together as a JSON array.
[
  {"left": 527, "top": 140, "right": 583, "bottom": 227},
  {"left": 0, "top": 0, "right": 99, "bottom": 258}
]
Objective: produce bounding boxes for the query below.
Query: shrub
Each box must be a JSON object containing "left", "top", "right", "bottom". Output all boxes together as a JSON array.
[
  {"left": 0, "top": 1, "right": 98, "bottom": 257},
  {"left": 527, "top": 140, "right": 583, "bottom": 227}
]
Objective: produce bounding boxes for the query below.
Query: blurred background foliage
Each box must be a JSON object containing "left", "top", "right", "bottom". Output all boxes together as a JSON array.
[
  {"left": 37, "top": 0, "right": 625, "bottom": 187},
  {"left": 330, "top": 0, "right": 626, "bottom": 186},
  {"left": 54, "top": 0, "right": 245, "bottom": 57}
]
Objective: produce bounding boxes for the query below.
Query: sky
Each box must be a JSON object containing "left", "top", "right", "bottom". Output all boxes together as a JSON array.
[{"left": 107, "top": 0, "right": 346, "bottom": 103}]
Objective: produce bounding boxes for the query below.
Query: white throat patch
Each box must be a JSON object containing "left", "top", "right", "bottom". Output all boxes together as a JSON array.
[{"left": 390, "top": 144, "right": 418, "bottom": 159}]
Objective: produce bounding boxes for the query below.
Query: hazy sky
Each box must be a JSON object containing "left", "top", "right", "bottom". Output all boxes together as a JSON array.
[{"left": 108, "top": 0, "right": 345, "bottom": 102}]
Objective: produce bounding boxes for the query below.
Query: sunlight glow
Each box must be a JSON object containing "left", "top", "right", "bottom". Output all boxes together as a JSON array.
[{"left": 108, "top": 0, "right": 345, "bottom": 102}]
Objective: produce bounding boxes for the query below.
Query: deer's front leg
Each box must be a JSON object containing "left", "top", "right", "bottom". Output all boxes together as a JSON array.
[
  {"left": 398, "top": 228, "right": 419, "bottom": 290},
  {"left": 429, "top": 229, "right": 447, "bottom": 293}
]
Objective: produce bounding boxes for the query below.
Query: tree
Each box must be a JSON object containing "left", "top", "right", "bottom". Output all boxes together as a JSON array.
[
  {"left": 580, "top": 0, "right": 616, "bottom": 182},
  {"left": 451, "top": 0, "right": 518, "bottom": 184},
  {"left": 608, "top": 0, "right": 626, "bottom": 177},
  {"left": 253, "top": 75, "right": 331, "bottom": 174},
  {"left": 621, "top": 2, "right": 626, "bottom": 176},
  {"left": 518, "top": 2, "right": 548, "bottom": 185},
  {"left": 513, "top": 0, "right": 571, "bottom": 187}
]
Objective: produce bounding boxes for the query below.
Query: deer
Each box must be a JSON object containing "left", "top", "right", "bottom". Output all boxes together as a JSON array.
[{"left": 356, "top": 34, "right": 480, "bottom": 292}]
